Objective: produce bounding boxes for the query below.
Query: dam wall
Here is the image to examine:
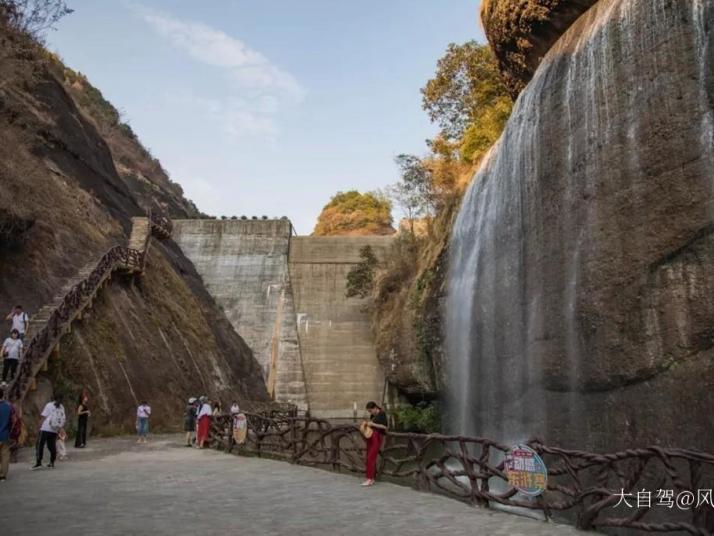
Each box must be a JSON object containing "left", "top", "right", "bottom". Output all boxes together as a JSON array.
[
  {"left": 172, "top": 219, "right": 393, "bottom": 417},
  {"left": 289, "top": 236, "right": 393, "bottom": 418},
  {"left": 172, "top": 219, "right": 307, "bottom": 409}
]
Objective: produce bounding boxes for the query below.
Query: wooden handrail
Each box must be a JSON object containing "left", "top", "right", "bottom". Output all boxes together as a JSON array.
[
  {"left": 207, "top": 414, "right": 714, "bottom": 534},
  {"left": 8, "top": 213, "right": 173, "bottom": 403}
]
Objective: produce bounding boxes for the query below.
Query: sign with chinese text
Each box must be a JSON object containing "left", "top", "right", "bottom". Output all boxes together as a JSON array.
[{"left": 504, "top": 444, "right": 548, "bottom": 497}]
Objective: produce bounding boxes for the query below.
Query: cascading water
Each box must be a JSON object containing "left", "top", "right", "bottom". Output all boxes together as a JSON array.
[{"left": 446, "top": 0, "right": 714, "bottom": 449}]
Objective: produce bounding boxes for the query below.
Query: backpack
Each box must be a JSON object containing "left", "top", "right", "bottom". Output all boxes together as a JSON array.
[{"left": 48, "top": 405, "right": 66, "bottom": 432}]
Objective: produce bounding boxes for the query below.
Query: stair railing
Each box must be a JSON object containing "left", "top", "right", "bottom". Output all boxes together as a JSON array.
[{"left": 8, "top": 212, "right": 172, "bottom": 403}]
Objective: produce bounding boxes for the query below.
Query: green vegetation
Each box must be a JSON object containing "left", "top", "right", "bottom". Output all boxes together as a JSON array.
[
  {"left": 346, "top": 245, "right": 378, "bottom": 299},
  {"left": 0, "top": 0, "right": 72, "bottom": 39},
  {"left": 421, "top": 40, "right": 512, "bottom": 163},
  {"left": 371, "top": 40, "right": 511, "bottom": 411},
  {"left": 386, "top": 42, "right": 510, "bottom": 237},
  {"left": 393, "top": 401, "right": 441, "bottom": 433},
  {"left": 313, "top": 190, "right": 394, "bottom": 236}
]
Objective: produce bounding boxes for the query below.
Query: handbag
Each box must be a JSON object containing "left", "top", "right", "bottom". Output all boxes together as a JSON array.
[{"left": 359, "top": 421, "right": 373, "bottom": 439}]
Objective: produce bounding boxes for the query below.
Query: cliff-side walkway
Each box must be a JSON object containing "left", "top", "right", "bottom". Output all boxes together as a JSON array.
[{"left": 1, "top": 436, "right": 580, "bottom": 536}]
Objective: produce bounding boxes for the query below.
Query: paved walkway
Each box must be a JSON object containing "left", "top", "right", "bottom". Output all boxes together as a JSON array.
[{"left": 1, "top": 436, "right": 583, "bottom": 536}]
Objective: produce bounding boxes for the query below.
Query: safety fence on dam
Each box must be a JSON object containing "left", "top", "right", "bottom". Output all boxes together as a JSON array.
[{"left": 208, "top": 413, "right": 714, "bottom": 535}]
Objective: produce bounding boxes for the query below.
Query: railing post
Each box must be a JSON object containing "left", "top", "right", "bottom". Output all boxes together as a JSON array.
[
  {"left": 478, "top": 443, "right": 490, "bottom": 508},
  {"left": 290, "top": 418, "right": 298, "bottom": 463}
]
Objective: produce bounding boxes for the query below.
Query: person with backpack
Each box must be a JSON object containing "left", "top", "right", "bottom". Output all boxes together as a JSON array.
[
  {"left": 33, "top": 395, "right": 66, "bottom": 469},
  {"left": 0, "top": 387, "right": 16, "bottom": 480},
  {"left": 184, "top": 397, "right": 197, "bottom": 447},
  {"left": 5, "top": 305, "right": 29, "bottom": 341}
]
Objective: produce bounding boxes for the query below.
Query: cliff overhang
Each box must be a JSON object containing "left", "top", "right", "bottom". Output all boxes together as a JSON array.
[{"left": 481, "top": 0, "right": 599, "bottom": 98}]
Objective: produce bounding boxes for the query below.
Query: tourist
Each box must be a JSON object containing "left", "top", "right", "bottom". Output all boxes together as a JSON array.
[
  {"left": 229, "top": 402, "right": 247, "bottom": 452},
  {"left": 230, "top": 400, "right": 240, "bottom": 415},
  {"left": 136, "top": 401, "right": 151, "bottom": 443},
  {"left": 5, "top": 305, "right": 28, "bottom": 340},
  {"left": 0, "top": 388, "right": 14, "bottom": 480},
  {"left": 184, "top": 397, "right": 197, "bottom": 447},
  {"left": 212, "top": 400, "right": 222, "bottom": 417},
  {"left": 361, "top": 401, "right": 388, "bottom": 487},
  {"left": 196, "top": 396, "right": 212, "bottom": 448},
  {"left": 74, "top": 393, "right": 90, "bottom": 448},
  {"left": 33, "top": 395, "right": 66, "bottom": 469},
  {"left": 56, "top": 428, "right": 67, "bottom": 461},
  {"left": 1, "top": 329, "right": 23, "bottom": 383}
]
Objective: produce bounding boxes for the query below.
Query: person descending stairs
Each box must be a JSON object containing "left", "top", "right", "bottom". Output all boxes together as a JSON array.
[{"left": 3, "top": 211, "right": 172, "bottom": 404}]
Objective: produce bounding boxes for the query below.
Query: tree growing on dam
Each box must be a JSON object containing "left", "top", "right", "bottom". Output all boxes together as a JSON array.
[
  {"left": 313, "top": 190, "right": 395, "bottom": 236},
  {"left": 346, "top": 245, "right": 379, "bottom": 299}
]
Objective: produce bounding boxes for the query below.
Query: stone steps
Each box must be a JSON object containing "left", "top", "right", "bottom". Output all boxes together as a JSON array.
[
  {"left": 10, "top": 215, "right": 168, "bottom": 403},
  {"left": 127, "top": 217, "right": 150, "bottom": 250}
]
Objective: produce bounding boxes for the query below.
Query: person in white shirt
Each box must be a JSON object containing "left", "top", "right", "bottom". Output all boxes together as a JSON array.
[
  {"left": 2, "top": 329, "right": 23, "bottom": 383},
  {"left": 196, "top": 397, "right": 212, "bottom": 449},
  {"left": 5, "top": 306, "right": 28, "bottom": 341},
  {"left": 136, "top": 401, "right": 151, "bottom": 443},
  {"left": 32, "top": 395, "right": 66, "bottom": 469}
]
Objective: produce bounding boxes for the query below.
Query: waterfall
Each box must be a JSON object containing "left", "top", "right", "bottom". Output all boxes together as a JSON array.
[{"left": 445, "top": 0, "right": 714, "bottom": 446}]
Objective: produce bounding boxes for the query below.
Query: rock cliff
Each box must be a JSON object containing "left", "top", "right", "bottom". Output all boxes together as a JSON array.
[
  {"left": 0, "top": 37, "right": 267, "bottom": 432},
  {"left": 481, "top": 0, "right": 598, "bottom": 97},
  {"left": 448, "top": 0, "right": 714, "bottom": 450}
]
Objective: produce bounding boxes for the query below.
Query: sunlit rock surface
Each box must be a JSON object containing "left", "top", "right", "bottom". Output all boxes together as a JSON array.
[{"left": 481, "top": 0, "right": 598, "bottom": 97}]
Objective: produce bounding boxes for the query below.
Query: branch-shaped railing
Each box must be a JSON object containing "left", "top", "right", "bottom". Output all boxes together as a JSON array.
[
  {"left": 208, "top": 414, "right": 714, "bottom": 535},
  {"left": 8, "top": 211, "right": 172, "bottom": 403}
]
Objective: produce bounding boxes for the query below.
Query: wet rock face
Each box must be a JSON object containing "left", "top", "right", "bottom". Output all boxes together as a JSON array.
[
  {"left": 481, "top": 0, "right": 598, "bottom": 98},
  {"left": 448, "top": 0, "right": 714, "bottom": 450}
]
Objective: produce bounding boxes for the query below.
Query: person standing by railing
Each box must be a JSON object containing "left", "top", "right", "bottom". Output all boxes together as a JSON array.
[
  {"left": 361, "top": 401, "right": 388, "bottom": 487},
  {"left": 229, "top": 401, "right": 246, "bottom": 452},
  {"left": 196, "top": 396, "right": 212, "bottom": 449},
  {"left": 184, "top": 397, "right": 197, "bottom": 447}
]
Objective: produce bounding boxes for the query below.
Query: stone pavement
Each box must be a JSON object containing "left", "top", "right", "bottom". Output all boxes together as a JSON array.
[{"left": 0, "top": 436, "right": 583, "bottom": 536}]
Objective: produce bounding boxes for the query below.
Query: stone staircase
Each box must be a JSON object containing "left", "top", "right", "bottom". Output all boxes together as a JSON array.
[
  {"left": 7, "top": 211, "right": 172, "bottom": 404},
  {"left": 127, "top": 217, "right": 150, "bottom": 251}
]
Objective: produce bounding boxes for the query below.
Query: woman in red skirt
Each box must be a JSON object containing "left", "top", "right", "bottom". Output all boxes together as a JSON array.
[
  {"left": 362, "top": 401, "right": 388, "bottom": 487},
  {"left": 196, "top": 396, "right": 212, "bottom": 448}
]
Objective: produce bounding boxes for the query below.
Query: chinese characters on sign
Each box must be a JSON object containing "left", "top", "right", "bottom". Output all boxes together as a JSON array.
[
  {"left": 504, "top": 444, "right": 548, "bottom": 497},
  {"left": 613, "top": 489, "right": 714, "bottom": 510}
]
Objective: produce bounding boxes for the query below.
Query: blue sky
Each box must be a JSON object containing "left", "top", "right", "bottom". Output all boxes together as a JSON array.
[{"left": 47, "top": 1, "right": 486, "bottom": 233}]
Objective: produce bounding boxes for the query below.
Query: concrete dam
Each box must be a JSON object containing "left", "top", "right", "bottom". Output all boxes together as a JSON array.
[{"left": 172, "top": 219, "right": 393, "bottom": 418}]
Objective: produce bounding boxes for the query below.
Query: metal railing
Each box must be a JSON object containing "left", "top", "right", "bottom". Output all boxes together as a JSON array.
[{"left": 208, "top": 413, "right": 714, "bottom": 535}]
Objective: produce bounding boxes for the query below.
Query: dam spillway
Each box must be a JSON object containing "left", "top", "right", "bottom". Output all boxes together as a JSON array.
[{"left": 172, "top": 219, "right": 392, "bottom": 418}]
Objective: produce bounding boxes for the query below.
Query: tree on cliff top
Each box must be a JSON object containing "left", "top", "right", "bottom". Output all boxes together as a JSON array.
[
  {"left": 313, "top": 190, "right": 395, "bottom": 236},
  {"left": 0, "top": 0, "right": 72, "bottom": 38},
  {"left": 421, "top": 41, "right": 512, "bottom": 163}
]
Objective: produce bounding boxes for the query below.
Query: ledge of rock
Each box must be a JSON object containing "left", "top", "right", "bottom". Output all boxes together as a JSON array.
[{"left": 481, "top": 0, "right": 598, "bottom": 98}]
